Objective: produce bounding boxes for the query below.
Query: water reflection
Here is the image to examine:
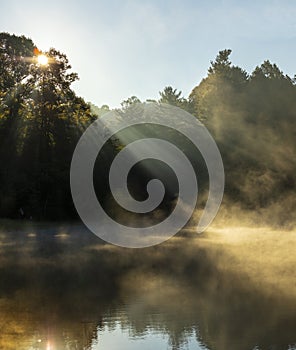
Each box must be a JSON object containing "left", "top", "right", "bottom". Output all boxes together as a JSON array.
[{"left": 0, "top": 222, "right": 295, "bottom": 350}]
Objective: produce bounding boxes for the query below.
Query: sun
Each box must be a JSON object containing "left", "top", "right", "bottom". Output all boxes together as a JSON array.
[{"left": 37, "top": 54, "right": 48, "bottom": 65}]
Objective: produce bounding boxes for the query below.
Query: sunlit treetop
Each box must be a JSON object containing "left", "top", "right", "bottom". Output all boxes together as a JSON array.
[
  {"left": 37, "top": 54, "right": 48, "bottom": 66},
  {"left": 33, "top": 47, "right": 49, "bottom": 66}
]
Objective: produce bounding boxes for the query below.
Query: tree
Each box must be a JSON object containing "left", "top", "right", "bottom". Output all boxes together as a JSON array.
[
  {"left": 0, "top": 33, "right": 93, "bottom": 219},
  {"left": 189, "top": 49, "right": 296, "bottom": 215},
  {"left": 23, "top": 48, "right": 93, "bottom": 218},
  {"left": 251, "top": 60, "right": 285, "bottom": 80},
  {"left": 0, "top": 33, "right": 36, "bottom": 216},
  {"left": 159, "top": 86, "right": 182, "bottom": 104},
  {"left": 208, "top": 49, "right": 232, "bottom": 75},
  {"left": 120, "top": 96, "right": 141, "bottom": 110},
  {"left": 89, "top": 102, "right": 110, "bottom": 117},
  {"left": 0, "top": 32, "right": 34, "bottom": 92},
  {"left": 158, "top": 86, "right": 194, "bottom": 113},
  {"left": 190, "top": 49, "right": 248, "bottom": 120}
]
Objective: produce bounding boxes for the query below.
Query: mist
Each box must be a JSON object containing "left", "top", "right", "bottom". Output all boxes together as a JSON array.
[
  {"left": 0, "top": 33, "right": 295, "bottom": 349},
  {"left": 189, "top": 51, "right": 296, "bottom": 230},
  {"left": 0, "top": 220, "right": 296, "bottom": 350}
]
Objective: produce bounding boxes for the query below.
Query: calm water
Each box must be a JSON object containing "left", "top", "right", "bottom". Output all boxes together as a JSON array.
[{"left": 0, "top": 222, "right": 295, "bottom": 350}]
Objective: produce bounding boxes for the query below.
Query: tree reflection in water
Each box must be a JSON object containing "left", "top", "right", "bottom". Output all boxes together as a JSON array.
[{"left": 0, "top": 222, "right": 295, "bottom": 350}]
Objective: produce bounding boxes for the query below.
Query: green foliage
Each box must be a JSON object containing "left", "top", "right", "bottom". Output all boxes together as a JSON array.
[
  {"left": 251, "top": 60, "right": 286, "bottom": 80},
  {"left": 208, "top": 49, "right": 232, "bottom": 75},
  {"left": 0, "top": 32, "right": 34, "bottom": 92},
  {"left": 89, "top": 102, "right": 110, "bottom": 117},
  {"left": 0, "top": 33, "right": 94, "bottom": 219},
  {"left": 159, "top": 86, "right": 182, "bottom": 104},
  {"left": 158, "top": 86, "right": 194, "bottom": 113},
  {"left": 190, "top": 50, "right": 296, "bottom": 211},
  {"left": 120, "top": 95, "right": 141, "bottom": 110},
  {"left": 0, "top": 34, "right": 295, "bottom": 221}
]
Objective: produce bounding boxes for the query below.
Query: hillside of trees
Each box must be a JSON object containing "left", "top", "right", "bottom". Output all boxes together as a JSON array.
[
  {"left": 0, "top": 33, "right": 295, "bottom": 224},
  {"left": 191, "top": 50, "right": 296, "bottom": 225}
]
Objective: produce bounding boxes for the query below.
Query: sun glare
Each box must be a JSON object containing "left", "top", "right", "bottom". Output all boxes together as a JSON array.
[{"left": 37, "top": 54, "right": 48, "bottom": 65}]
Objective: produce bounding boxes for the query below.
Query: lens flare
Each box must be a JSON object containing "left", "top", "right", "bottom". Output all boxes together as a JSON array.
[
  {"left": 37, "top": 54, "right": 48, "bottom": 65},
  {"left": 70, "top": 103, "right": 224, "bottom": 248}
]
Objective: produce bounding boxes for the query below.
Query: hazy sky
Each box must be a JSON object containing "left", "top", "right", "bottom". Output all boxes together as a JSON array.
[{"left": 0, "top": 0, "right": 295, "bottom": 107}]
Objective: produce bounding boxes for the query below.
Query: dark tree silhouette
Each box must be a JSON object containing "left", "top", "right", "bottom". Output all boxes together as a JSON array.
[{"left": 0, "top": 33, "right": 94, "bottom": 219}]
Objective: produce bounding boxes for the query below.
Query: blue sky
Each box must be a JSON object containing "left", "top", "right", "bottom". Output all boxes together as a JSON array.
[{"left": 0, "top": 0, "right": 295, "bottom": 107}]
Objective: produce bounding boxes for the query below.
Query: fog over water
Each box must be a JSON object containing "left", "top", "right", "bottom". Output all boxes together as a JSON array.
[{"left": 0, "top": 221, "right": 295, "bottom": 350}]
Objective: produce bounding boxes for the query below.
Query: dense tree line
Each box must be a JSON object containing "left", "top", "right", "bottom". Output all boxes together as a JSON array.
[
  {"left": 0, "top": 33, "right": 295, "bottom": 222},
  {"left": 190, "top": 50, "right": 295, "bottom": 221},
  {"left": 109, "top": 50, "right": 295, "bottom": 223},
  {"left": 0, "top": 33, "right": 94, "bottom": 219}
]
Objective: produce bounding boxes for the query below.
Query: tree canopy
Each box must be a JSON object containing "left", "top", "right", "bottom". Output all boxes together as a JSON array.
[
  {"left": 0, "top": 34, "right": 295, "bottom": 224},
  {"left": 190, "top": 50, "right": 296, "bottom": 218},
  {"left": 0, "top": 33, "right": 94, "bottom": 219}
]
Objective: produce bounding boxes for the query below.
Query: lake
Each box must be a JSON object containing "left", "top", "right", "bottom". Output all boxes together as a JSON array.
[{"left": 0, "top": 221, "right": 295, "bottom": 350}]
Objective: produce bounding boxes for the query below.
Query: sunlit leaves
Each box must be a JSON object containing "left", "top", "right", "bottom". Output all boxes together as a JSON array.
[{"left": 0, "top": 33, "right": 94, "bottom": 219}]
